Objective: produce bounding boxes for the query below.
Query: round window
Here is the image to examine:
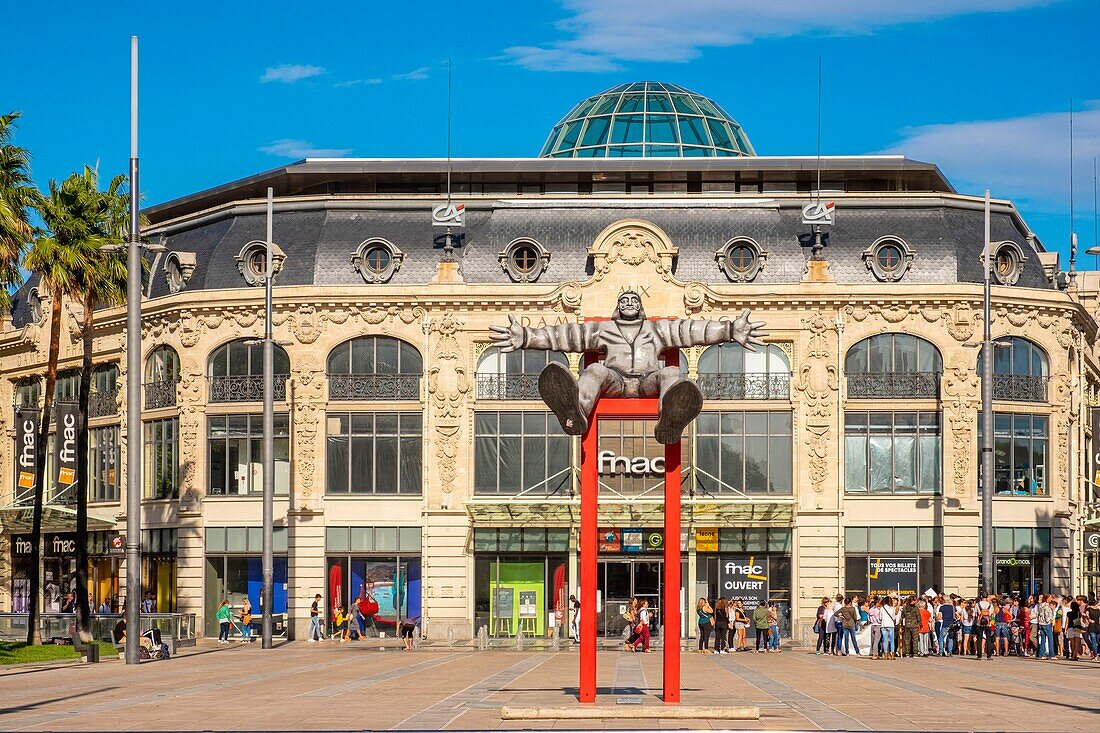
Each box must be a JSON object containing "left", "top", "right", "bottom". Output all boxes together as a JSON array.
[
  {"left": 166, "top": 258, "right": 182, "bottom": 292},
  {"left": 995, "top": 249, "right": 1015, "bottom": 277},
  {"left": 247, "top": 248, "right": 268, "bottom": 279},
  {"left": 511, "top": 245, "right": 538, "bottom": 274},
  {"left": 877, "top": 243, "right": 903, "bottom": 272},
  {"left": 363, "top": 245, "right": 391, "bottom": 274},
  {"left": 727, "top": 244, "right": 756, "bottom": 273}
]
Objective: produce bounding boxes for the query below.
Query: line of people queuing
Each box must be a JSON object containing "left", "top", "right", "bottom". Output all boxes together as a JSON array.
[
  {"left": 812, "top": 592, "right": 1100, "bottom": 661},
  {"left": 695, "top": 598, "right": 783, "bottom": 653}
]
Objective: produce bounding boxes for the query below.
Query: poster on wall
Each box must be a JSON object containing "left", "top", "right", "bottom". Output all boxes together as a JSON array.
[
  {"left": 598, "top": 529, "right": 621, "bottom": 552},
  {"left": 493, "top": 586, "right": 514, "bottom": 618},
  {"left": 52, "top": 403, "right": 80, "bottom": 503},
  {"left": 695, "top": 528, "right": 718, "bottom": 553},
  {"left": 719, "top": 555, "right": 769, "bottom": 611},
  {"left": 621, "top": 528, "right": 643, "bottom": 553},
  {"left": 518, "top": 590, "right": 537, "bottom": 618},
  {"left": 868, "top": 558, "right": 918, "bottom": 596}
]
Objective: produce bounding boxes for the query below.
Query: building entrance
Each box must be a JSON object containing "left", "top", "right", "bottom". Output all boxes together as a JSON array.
[{"left": 596, "top": 559, "right": 661, "bottom": 639}]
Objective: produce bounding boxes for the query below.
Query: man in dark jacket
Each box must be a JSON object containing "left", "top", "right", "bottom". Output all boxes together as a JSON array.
[
  {"left": 839, "top": 597, "right": 860, "bottom": 655},
  {"left": 900, "top": 597, "right": 921, "bottom": 658}
]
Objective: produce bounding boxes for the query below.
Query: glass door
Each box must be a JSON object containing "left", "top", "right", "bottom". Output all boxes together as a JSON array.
[{"left": 595, "top": 559, "right": 662, "bottom": 639}]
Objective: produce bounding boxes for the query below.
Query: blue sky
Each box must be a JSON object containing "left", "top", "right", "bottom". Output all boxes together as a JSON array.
[{"left": 5, "top": 0, "right": 1098, "bottom": 261}]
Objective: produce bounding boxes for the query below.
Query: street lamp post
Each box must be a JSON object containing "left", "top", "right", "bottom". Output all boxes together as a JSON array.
[
  {"left": 981, "top": 190, "right": 994, "bottom": 597},
  {"left": 262, "top": 188, "right": 275, "bottom": 649}
]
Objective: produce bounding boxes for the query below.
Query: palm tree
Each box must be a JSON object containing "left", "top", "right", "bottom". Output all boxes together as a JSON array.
[
  {"left": 23, "top": 171, "right": 98, "bottom": 644},
  {"left": 0, "top": 113, "right": 38, "bottom": 306},
  {"left": 71, "top": 169, "right": 128, "bottom": 643}
]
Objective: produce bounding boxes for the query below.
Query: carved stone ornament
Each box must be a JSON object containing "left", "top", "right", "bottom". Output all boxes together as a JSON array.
[
  {"left": 351, "top": 238, "right": 404, "bottom": 284},
  {"left": 942, "top": 354, "right": 981, "bottom": 496},
  {"left": 588, "top": 220, "right": 678, "bottom": 282},
  {"left": 862, "top": 236, "right": 914, "bottom": 283},
  {"left": 426, "top": 311, "right": 469, "bottom": 421},
  {"left": 498, "top": 238, "right": 550, "bottom": 283},
  {"left": 795, "top": 312, "right": 838, "bottom": 493},
  {"left": 716, "top": 237, "right": 767, "bottom": 283},
  {"left": 235, "top": 241, "right": 286, "bottom": 287},
  {"left": 164, "top": 251, "right": 197, "bottom": 293}
]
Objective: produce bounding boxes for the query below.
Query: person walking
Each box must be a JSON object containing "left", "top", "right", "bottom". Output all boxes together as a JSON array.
[
  {"left": 215, "top": 600, "right": 232, "bottom": 644},
  {"left": 937, "top": 596, "right": 956, "bottom": 656},
  {"left": 868, "top": 597, "right": 883, "bottom": 659},
  {"left": 900, "top": 597, "right": 920, "bottom": 658},
  {"left": 713, "top": 598, "right": 730, "bottom": 654},
  {"left": 767, "top": 602, "right": 781, "bottom": 652},
  {"left": 308, "top": 593, "right": 325, "bottom": 642},
  {"left": 880, "top": 597, "right": 898, "bottom": 659},
  {"left": 1036, "top": 594, "right": 1055, "bottom": 660},
  {"left": 569, "top": 594, "right": 580, "bottom": 643},
  {"left": 696, "top": 598, "right": 714, "bottom": 653},
  {"left": 1086, "top": 598, "right": 1100, "bottom": 659},
  {"left": 732, "top": 600, "right": 749, "bottom": 651},
  {"left": 839, "top": 597, "right": 859, "bottom": 656},
  {"left": 752, "top": 602, "right": 770, "bottom": 653},
  {"left": 239, "top": 597, "right": 253, "bottom": 643},
  {"left": 814, "top": 597, "right": 830, "bottom": 655},
  {"left": 632, "top": 599, "right": 652, "bottom": 653}
]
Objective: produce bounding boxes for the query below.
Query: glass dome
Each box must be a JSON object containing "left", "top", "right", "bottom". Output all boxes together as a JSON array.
[{"left": 539, "top": 81, "right": 755, "bottom": 158}]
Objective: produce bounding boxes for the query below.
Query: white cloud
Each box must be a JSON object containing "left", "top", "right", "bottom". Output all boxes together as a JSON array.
[
  {"left": 392, "top": 66, "right": 430, "bottom": 81},
  {"left": 881, "top": 103, "right": 1100, "bottom": 213},
  {"left": 259, "top": 139, "right": 352, "bottom": 158},
  {"left": 335, "top": 78, "right": 384, "bottom": 88},
  {"left": 260, "top": 64, "right": 326, "bottom": 84},
  {"left": 505, "top": 0, "right": 1059, "bottom": 71}
]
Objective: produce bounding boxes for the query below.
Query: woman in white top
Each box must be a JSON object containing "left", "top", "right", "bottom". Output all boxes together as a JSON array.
[
  {"left": 957, "top": 601, "right": 972, "bottom": 656},
  {"left": 823, "top": 600, "right": 837, "bottom": 655},
  {"left": 879, "top": 597, "right": 897, "bottom": 660}
]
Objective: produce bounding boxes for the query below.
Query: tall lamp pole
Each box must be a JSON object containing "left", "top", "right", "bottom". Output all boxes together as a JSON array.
[
  {"left": 124, "top": 35, "right": 143, "bottom": 665},
  {"left": 262, "top": 188, "right": 275, "bottom": 648},
  {"left": 981, "top": 190, "right": 994, "bottom": 597}
]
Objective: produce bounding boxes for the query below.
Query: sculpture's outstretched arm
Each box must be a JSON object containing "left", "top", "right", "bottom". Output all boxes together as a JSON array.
[
  {"left": 489, "top": 316, "right": 601, "bottom": 353},
  {"left": 655, "top": 309, "right": 768, "bottom": 350}
]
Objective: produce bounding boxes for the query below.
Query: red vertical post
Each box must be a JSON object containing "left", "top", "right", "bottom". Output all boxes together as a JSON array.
[
  {"left": 579, "top": 417, "right": 599, "bottom": 703},
  {"left": 662, "top": 348, "right": 682, "bottom": 704}
]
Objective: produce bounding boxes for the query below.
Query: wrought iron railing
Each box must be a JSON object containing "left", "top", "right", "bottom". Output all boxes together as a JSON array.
[
  {"left": 327, "top": 373, "right": 420, "bottom": 401},
  {"left": 696, "top": 372, "right": 791, "bottom": 400},
  {"left": 476, "top": 373, "right": 543, "bottom": 400},
  {"left": 144, "top": 379, "right": 178, "bottom": 410},
  {"left": 208, "top": 375, "right": 288, "bottom": 403},
  {"left": 846, "top": 372, "right": 940, "bottom": 399},
  {"left": 990, "top": 374, "right": 1048, "bottom": 402},
  {"left": 88, "top": 385, "right": 120, "bottom": 418}
]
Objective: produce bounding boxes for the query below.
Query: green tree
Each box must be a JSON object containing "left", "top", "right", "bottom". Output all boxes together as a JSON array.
[{"left": 0, "top": 113, "right": 38, "bottom": 306}]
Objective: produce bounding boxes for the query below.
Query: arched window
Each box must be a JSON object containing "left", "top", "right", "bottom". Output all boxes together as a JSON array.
[
  {"left": 476, "top": 347, "right": 568, "bottom": 400},
  {"left": 13, "top": 377, "right": 40, "bottom": 408},
  {"left": 208, "top": 339, "right": 291, "bottom": 402},
  {"left": 327, "top": 336, "right": 422, "bottom": 400},
  {"left": 977, "top": 336, "right": 1048, "bottom": 402},
  {"left": 88, "top": 364, "right": 120, "bottom": 418},
  {"left": 697, "top": 343, "right": 790, "bottom": 399},
  {"left": 145, "top": 346, "right": 180, "bottom": 409},
  {"left": 845, "top": 334, "right": 942, "bottom": 399}
]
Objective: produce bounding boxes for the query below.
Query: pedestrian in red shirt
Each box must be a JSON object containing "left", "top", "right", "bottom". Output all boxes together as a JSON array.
[
  {"left": 918, "top": 600, "right": 932, "bottom": 656},
  {"left": 1016, "top": 601, "right": 1031, "bottom": 657}
]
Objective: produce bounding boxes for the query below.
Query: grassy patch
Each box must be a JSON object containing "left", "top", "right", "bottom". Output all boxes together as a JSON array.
[{"left": 0, "top": 640, "right": 119, "bottom": 665}]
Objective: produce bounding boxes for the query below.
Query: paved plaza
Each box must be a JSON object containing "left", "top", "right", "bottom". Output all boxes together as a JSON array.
[{"left": 0, "top": 642, "right": 1096, "bottom": 731}]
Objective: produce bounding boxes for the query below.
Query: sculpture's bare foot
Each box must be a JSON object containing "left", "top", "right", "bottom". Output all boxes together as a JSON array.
[
  {"left": 654, "top": 379, "right": 703, "bottom": 444},
  {"left": 538, "top": 362, "right": 588, "bottom": 436}
]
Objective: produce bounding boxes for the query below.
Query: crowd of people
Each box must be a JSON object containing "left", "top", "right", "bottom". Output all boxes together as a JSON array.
[
  {"left": 808, "top": 592, "right": 1100, "bottom": 661},
  {"left": 695, "top": 598, "right": 783, "bottom": 653}
]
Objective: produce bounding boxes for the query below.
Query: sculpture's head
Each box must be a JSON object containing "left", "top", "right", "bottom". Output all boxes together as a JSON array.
[{"left": 613, "top": 291, "right": 644, "bottom": 322}]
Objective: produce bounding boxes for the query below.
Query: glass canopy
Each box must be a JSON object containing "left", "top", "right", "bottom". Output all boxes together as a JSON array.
[{"left": 539, "top": 82, "right": 755, "bottom": 158}]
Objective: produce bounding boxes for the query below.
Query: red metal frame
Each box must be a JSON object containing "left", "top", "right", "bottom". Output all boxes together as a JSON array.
[{"left": 578, "top": 348, "right": 681, "bottom": 704}]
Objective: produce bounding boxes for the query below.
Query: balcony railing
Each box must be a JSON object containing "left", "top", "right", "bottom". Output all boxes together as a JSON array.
[
  {"left": 991, "top": 374, "right": 1048, "bottom": 402},
  {"left": 696, "top": 372, "right": 791, "bottom": 400},
  {"left": 476, "top": 373, "right": 543, "bottom": 400},
  {"left": 144, "top": 379, "right": 178, "bottom": 410},
  {"left": 208, "top": 374, "right": 288, "bottom": 403},
  {"left": 327, "top": 373, "right": 420, "bottom": 401},
  {"left": 846, "top": 372, "right": 940, "bottom": 399},
  {"left": 88, "top": 385, "right": 120, "bottom": 418}
]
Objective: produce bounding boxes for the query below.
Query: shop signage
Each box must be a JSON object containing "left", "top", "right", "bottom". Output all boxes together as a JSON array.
[
  {"left": 14, "top": 407, "right": 39, "bottom": 496},
  {"left": 13, "top": 533, "right": 77, "bottom": 557},
  {"left": 645, "top": 530, "right": 664, "bottom": 552},
  {"left": 719, "top": 555, "right": 769, "bottom": 611},
  {"left": 598, "top": 450, "right": 665, "bottom": 476},
  {"left": 996, "top": 556, "right": 1032, "bottom": 567},
  {"left": 621, "top": 528, "right": 643, "bottom": 553},
  {"left": 801, "top": 200, "right": 835, "bottom": 226},
  {"left": 868, "top": 557, "right": 918, "bottom": 596},
  {"left": 1085, "top": 531, "right": 1100, "bottom": 551},
  {"left": 53, "top": 403, "right": 80, "bottom": 499},
  {"left": 598, "top": 528, "right": 620, "bottom": 552},
  {"left": 492, "top": 586, "right": 514, "bottom": 618},
  {"left": 108, "top": 533, "right": 126, "bottom": 556},
  {"left": 1092, "top": 407, "right": 1100, "bottom": 487},
  {"left": 431, "top": 202, "right": 465, "bottom": 227},
  {"left": 695, "top": 528, "right": 718, "bottom": 553}
]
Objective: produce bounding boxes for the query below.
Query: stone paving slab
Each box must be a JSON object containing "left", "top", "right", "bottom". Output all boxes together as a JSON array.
[{"left": 0, "top": 641, "right": 1097, "bottom": 731}]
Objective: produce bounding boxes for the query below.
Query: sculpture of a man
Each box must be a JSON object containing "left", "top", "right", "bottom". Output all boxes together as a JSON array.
[{"left": 490, "top": 291, "right": 767, "bottom": 444}]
